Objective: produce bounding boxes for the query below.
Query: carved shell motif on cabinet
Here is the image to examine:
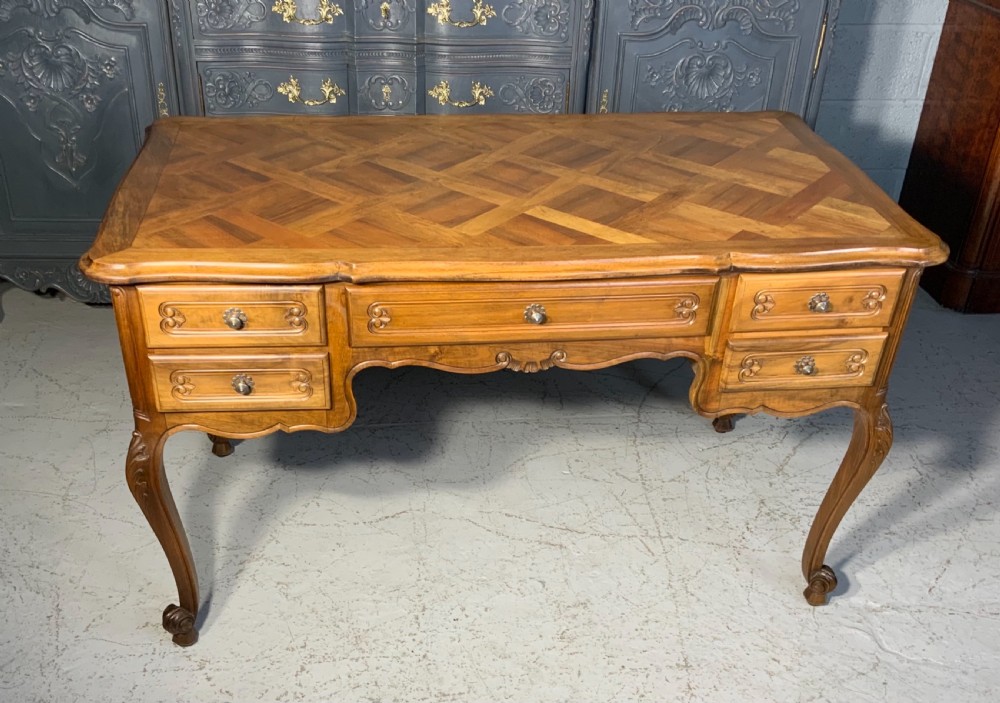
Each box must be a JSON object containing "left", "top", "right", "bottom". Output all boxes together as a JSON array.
[
  {"left": 169, "top": 0, "right": 593, "bottom": 116},
  {"left": 0, "top": 0, "right": 174, "bottom": 302},
  {"left": 588, "top": 0, "right": 840, "bottom": 125}
]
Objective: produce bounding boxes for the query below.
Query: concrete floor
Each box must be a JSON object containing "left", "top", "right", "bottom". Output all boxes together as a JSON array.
[{"left": 0, "top": 285, "right": 998, "bottom": 702}]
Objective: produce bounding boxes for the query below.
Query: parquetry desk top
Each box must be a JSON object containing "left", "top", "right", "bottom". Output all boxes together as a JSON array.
[{"left": 81, "top": 112, "right": 947, "bottom": 284}]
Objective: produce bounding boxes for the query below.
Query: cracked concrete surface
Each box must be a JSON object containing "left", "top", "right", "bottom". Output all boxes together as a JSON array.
[{"left": 1, "top": 287, "right": 998, "bottom": 702}]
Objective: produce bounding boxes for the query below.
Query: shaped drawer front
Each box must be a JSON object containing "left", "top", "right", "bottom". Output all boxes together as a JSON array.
[
  {"left": 347, "top": 279, "right": 718, "bottom": 346},
  {"left": 731, "top": 269, "right": 906, "bottom": 332},
  {"left": 149, "top": 352, "right": 331, "bottom": 412},
  {"left": 423, "top": 67, "right": 570, "bottom": 114},
  {"left": 422, "top": 0, "right": 579, "bottom": 46},
  {"left": 200, "top": 64, "right": 350, "bottom": 116},
  {"left": 138, "top": 285, "right": 326, "bottom": 348},
  {"left": 720, "top": 334, "right": 888, "bottom": 391},
  {"left": 190, "top": 0, "right": 350, "bottom": 40}
]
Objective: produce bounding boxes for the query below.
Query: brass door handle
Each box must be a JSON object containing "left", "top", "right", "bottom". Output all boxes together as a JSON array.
[
  {"left": 428, "top": 80, "right": 493, "bottom": 108},
  {"left": 277, "top": 76, "right": 347, "bottom": 106},
  {"left": 271, "top": 0, "right": 343, "bottom": 25},
  {"left": 427, "top": 0, "right": 495, "bottom": 27}
]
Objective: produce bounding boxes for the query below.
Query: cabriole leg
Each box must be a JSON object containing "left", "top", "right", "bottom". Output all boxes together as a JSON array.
[
  {"left": 127, "top": 419, "right": 200, "bottom": 645},
  {"left": 801, "top": 395, "right": 893, "bottom": 605}
]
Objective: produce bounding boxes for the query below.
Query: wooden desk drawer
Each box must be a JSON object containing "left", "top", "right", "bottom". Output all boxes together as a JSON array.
[
  {"left": 346, "top": 279, "right": 718, "bottom": 346},
  {"left": 138, "top": 285, "right": 325, "bottom": 348},
  {"left": 720, "top": 334, "right": 888, "bottom": 391},
  {"left": 731, "top": 270, "right": 905, "bottom": 332},
  {"left": 148, "top": 352, "right": 330, "bottom": 412}
]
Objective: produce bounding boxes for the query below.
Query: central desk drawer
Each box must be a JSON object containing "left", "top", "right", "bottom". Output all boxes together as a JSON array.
[
  {"left": 138, "top": 285, "right": 325, "bottom": 349},
  {"left": 148, "top": 352, "right": 330, "bottom": 412},
  {"left": 347, "top": 280, "right": 718, "bottom": 346}
]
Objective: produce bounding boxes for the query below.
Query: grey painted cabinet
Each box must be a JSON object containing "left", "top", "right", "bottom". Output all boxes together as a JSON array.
[
  {"left": 0, "top": 0, "right": 177, "bottom": 302},
  {"left": 587, "top": 0, "right": 839, "bottom": 125},
  {"left": 169, "top": 0, "right": 595, "bottom": 117},
  {"left": 0, "top": 0, "right": 841, "bottom": 302}
]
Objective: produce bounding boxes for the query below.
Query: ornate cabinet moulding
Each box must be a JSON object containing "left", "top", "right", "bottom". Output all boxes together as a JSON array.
[
  {"left": 195, "top": 0, "right": 267, "bottom": 32},
  {"left": 0, "top": 28, "right": 126, "bottom": 185},
  {"left": 502, "top": 0, "right": 572, "bottom": 39},
  {"left": 643, "top": 40, "right": 766, "bottom": 113},
  {"left": 0, "top": 0, "right": 136, "bottom": 21},
  {"left": 629, "top": 0, "right": 800, "bottom": 34},
  {"left": 203, "top": 69, "right": 275, "bottom": 112},
  {"left": 355, "top": 0, "right": 415, "bottom": 30},
  {"left": 498, "top": 75, "right": 564, "bottom": 113},
  {"left": 361, "top": 73, "right": 413, "bottom": 111}
]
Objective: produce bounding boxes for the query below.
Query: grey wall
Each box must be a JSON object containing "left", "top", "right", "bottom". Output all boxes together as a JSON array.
[{"left": 815, "top": 0, "right": 948, "bottom": 200}]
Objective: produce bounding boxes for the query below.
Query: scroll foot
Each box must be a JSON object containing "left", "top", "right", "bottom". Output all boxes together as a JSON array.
[
  {"left": 208, "top": 434, "right": 233, "bottom": 458},
  {"left": 712, "top": 415, "right": 737, "bottom": 433},
  {"left": 162, "top": 603, "right": 198, "bottom": 646},
  {"left": 803, "top": 565, "right": 838, "bottom": 606}
]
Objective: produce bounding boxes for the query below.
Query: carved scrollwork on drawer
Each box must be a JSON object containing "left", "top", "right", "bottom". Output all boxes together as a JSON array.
[
  {"left": 498, "top": 76, "right": 565, "bottom": 114},
  {"left": 502, "top": 0, "right": 571, "bottom": 39},
  {"left": 361, "top": 74, "right": 413, "bottom": 111},
  {"left": 720, "top": 336, "right": 885, "bottom": 391},
  {"left": 152, "top": 353, "right": 330, "bottom": 411}
]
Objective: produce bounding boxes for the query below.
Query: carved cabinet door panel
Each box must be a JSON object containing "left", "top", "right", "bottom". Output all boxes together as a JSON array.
[
  {"left": 0, "top": 2, "right": 176, "bottom": 302},
  {"left": 587, "top": 0, "right": 838, "bottom": 125}
]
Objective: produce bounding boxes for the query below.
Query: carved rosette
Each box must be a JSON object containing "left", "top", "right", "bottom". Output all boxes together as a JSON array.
[
  {"left": 362, "top": 74, "right": 413, "bottom": 111},
  {"left": 674, "top": 295, "right": 699, "bottom": 321},
  {"left": 496, "top": 350, "right": 567, "bottom": 373},
  {"left": 159, "top": 305, "right": 187, "bottom": 331},
  {"left": 203, "top": 69, "right": 274, "bottom": 112},
  {"left": 738, "top": 356, "right": 762, "bottom": 381},
  {"left": 845, "top": 352, "right": 867, "bottom": 375},
  {"left": 290, "top": 371, "right": 312, "bottom": 395},
  {"left": 498, "top": 76, "right": 565, "bottom": 114},
  {"left": 196, "top": 0, "right": 267, "bottom": 31},
  {"left": 284, "top": 305, "right": 307, "bottom": 329},
  {"left": 502, "top": 0, "right": 571, "bottom": 39},
  {"left": 629, "top": 0, "right": 800, "bottom": 34},
  {"left": 170, "top": 373, "right": 196, "bottom": 398},
  {"left": 645, "top": 49, "right": 762, "bottom": 113},
  {"left": 862, "top": 288, "right": 886, "bottom": 312},
  {"left": 367, "top": 303, "right": 391, "bottom": 332},
  {"left": 752, "top": 292, "right": 775, "bottom": 318}
]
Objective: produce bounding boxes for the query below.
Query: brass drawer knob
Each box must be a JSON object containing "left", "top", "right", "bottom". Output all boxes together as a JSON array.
[
  {"left": 524, "top": 303, "right": 547, "bottom": 325},
  {"left": 223, "top": 307, "right": 248, "bottom": 330},
  {"left": 809, "top": 292, "right": 832, "bottom": 313},
  {"left": 794, "top": 356, "right": 818, "bottom": 376},
  {"left": 232, "top": 374, "right": 255, "bottom": 396}
]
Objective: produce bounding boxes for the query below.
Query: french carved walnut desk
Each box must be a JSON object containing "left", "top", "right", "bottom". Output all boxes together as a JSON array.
[{"left": 80, "top": 113, "right": 947, "bottom": 646}]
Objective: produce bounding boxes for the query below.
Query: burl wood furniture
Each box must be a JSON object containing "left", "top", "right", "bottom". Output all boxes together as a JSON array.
[
  {"left": 80, "top": 112, "right": 947, "bottom": 646},
  {"left": 900, "top": 0, "right": 1000, "bottom": 313}
]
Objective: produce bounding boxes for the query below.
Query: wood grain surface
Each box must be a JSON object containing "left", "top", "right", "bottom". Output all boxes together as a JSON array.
[{"left": 81, "top": 112, "right": 947, "bottom": 285}]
